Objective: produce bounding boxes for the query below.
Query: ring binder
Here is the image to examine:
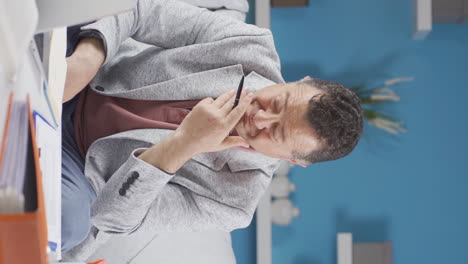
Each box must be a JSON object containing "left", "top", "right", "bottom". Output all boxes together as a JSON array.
[{"left": 0, "top": 94, "right": 49, "bottom": 264}]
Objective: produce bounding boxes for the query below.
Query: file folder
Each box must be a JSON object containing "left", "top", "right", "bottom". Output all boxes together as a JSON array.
[{"left": 0, "top": 94, "right": 49, "bottom": 264}]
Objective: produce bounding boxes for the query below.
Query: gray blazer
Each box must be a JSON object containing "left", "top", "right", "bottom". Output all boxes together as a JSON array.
[{"left": 63, "top": 0, "right": 284, "bottom": 261}]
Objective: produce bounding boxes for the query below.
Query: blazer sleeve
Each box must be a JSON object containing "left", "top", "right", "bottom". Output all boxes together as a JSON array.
[
  {"left": 90, "top": 148, "right": 252, "bottom": 235},
  {"left": 80, "top": 0, "right": 271, "bottom": 65},
  {"left": 62, "top": 146, "right": 259, "bottom": 261}
]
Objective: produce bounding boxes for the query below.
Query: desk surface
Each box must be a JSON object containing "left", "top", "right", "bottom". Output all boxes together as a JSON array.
[{"left": 1, "top": 39, "right": 64, "bottom": 261}]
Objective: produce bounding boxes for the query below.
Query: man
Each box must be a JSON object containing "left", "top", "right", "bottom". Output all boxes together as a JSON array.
[{"left": 61, "top": 0, "right": 363, "bottom": 261}]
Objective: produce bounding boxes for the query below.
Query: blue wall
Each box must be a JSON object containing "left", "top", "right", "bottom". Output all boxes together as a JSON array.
[{"left": 232, "top": 1, "right": 468, "bottom": 264}]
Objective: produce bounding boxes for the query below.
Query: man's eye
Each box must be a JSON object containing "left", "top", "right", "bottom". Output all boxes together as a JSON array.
[
  {"left": 272, "top": 125, "right": 279, "bottom": 141},
  {"left": 274, "top": 100, "right": 280, "bottom": 112}
]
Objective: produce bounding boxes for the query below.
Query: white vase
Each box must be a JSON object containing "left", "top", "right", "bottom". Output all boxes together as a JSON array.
[
  {"left": 270, "top": 176, "right": 296, "bottom": 198},
  {"left": 271, "top": 198, "right": 300, "bottom": 226}
]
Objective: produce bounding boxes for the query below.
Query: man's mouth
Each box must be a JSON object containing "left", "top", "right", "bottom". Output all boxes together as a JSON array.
[
  {"left": 245, "top": 112, "right": 256, "bottom": 137},
  {"left": 243, "top": 102, "right": 258, "bottom": 137}
]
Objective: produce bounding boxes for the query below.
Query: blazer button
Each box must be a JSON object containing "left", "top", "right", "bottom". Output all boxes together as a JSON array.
[
  {"left": 123, "top": 182, "right": 130, "bottom": 189},
  {"left": 95, "top": 86, "right": 105, "bottom": 91},
  {"left": 131, "top": 172, "right": 140, "bottom": 180},
  {"left": 127, "top": 177, "right": 135, "bottom": 184},
  {"left": 119, "top": 188, "right": 126, "bottom": 196}
]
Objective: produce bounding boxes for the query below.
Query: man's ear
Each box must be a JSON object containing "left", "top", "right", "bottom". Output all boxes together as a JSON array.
[
  {"left": 300, "top": 76, "right": 312, "bottom": 81},
  {"left": 288, "top": 159, "right": 308, "bottom": 168}
]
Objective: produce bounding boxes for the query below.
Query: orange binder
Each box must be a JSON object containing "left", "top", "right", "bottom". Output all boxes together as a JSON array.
[
  {"left": 0, "top": 94, "right": 49, "bottom": 264},
  {"left": 0, "top": 92, "right": 13, "bottom": 172}
]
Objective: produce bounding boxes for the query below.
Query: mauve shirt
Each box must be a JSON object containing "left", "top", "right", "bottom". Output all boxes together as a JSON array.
[{"left": 73, "top": 87, "right": 201, "bottom": 158}]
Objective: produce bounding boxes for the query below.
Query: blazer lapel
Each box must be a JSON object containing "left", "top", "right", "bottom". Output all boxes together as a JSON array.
[
  {"left": 90, "top": 65, "right": 245, "bottom": 100},
  {"left": 88, "top": 128, "right": 280, "bottom": 177},
  {"left": 89, "top": 65, "right": 277, "bottom": 101},
  {"left": 224, "top": 148, "right": 281, "bottom": 176},
  {"left": 87, "top": 128, "right": 230, "bottom": 170},
  {"left": 191, "top": 147, "right": 280, "bottom": 177}
]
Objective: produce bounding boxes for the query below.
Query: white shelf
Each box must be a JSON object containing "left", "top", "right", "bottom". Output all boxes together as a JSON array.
[
  {"left": 413, "top": 0, "right": 432, "bottom": 40},
  {"left": 255, "top": 0, "right": 271, "bottom": 29},
  {"left": 337, "top": 233, "right": 353, "bottom": 264},
  {"left": 256, "top": 187, "right": 272, "bottom": 264}
]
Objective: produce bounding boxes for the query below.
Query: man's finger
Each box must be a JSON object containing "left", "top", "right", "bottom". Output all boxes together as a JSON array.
[
  {"left": 220, "top": 136, "right": 250, "bottom": 150},
  {"left": 212, "top": 89, "right": 235, "bottom": 107},
  {"left": 220, "top": 89, "right": 248, "bottom": 115},
  {"left": 226, "top": 92, "right": 254, "bottom": 125}
]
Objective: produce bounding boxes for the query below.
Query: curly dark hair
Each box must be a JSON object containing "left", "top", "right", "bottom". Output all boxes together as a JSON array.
[{"left": 293, "top": 78, "right": 364, "bottom": 164}]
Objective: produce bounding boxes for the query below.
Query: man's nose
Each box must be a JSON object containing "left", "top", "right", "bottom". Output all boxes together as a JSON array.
[{"left": 253, "top": 109, "right": 280, "bottom": 130}]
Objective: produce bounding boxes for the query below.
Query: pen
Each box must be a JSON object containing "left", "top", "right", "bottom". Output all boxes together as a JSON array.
[{"left": 232, "top": 76, "right": 245, "bottom": 109}]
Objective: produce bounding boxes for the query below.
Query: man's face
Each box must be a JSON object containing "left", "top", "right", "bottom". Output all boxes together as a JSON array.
[{"left": 234, "top": 81, "right": 323, "bottom": 165}]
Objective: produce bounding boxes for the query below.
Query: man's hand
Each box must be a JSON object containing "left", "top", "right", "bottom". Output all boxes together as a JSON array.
[
  {"left": 137, "top": 89, "right": 253, "bottom": 174},
  {"left": 174, "top": 88, "right": 253, "bottom": 154},
  {"left": 63, "top": 37, "right": 105, "bottom": 102}
]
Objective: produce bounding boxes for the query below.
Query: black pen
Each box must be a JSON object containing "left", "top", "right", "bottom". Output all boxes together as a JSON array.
[{"left": 232, "top": 76, "right": 245, "bottom": 109}]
